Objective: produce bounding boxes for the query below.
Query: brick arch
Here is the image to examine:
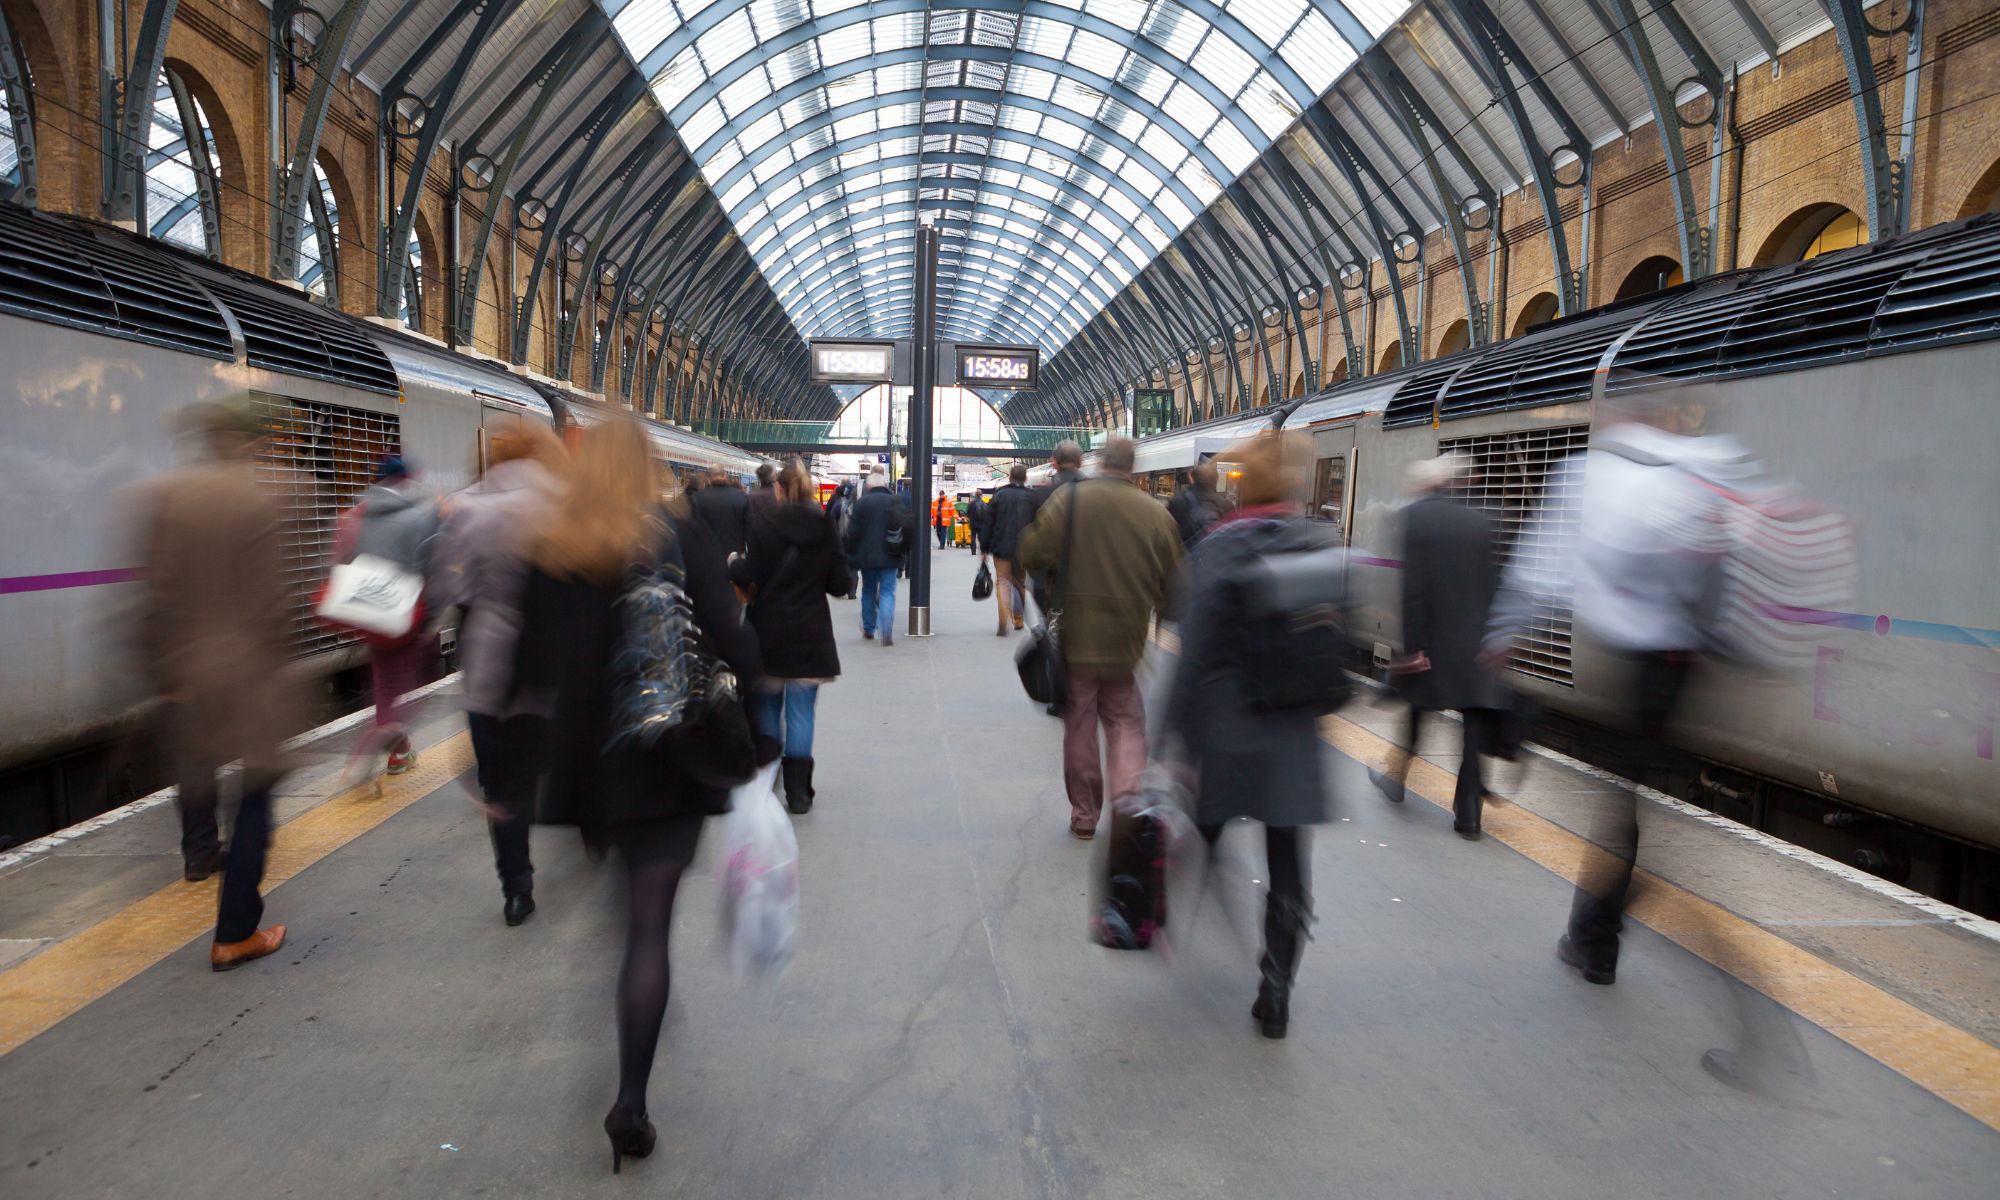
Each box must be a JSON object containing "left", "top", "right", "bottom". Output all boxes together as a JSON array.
[
  {"left": 1323, "top": 357, "right": 1348, "bottom": 383},
  {"left": 1376, "top": 341, "right": 1403, "bottom": 373},
  {"left": 1435, "top": 317, "right": 1470, "bottom": 357},
  {"left": 159, "top": 57, "right": 250, "bottom": 267},
  {"left": 472, "top": 249, "right": 504, "bottom": 356},
  {"left": 1613, "top": 255, "right": 1682, "bottom": 301},
  {"left": 1751, "top": 202, "right": 1865, "bottom": 267},
  {"left": 1513, "top": 291, "right": 1559, "bottom": 336},
  {"left": 1956, "top": 157, "right": 2000, "bottom": 219},
  {"left": 527, "top": 288, "right": 552, "bottom": 375},
  {"left": 0, "top": 0, "right": 74, "bottom": 206},
  {"left": 309, "top": 148, "right": 362, "bottom": 311}
]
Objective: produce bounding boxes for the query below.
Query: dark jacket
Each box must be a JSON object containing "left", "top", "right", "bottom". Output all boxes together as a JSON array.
[
  {"left": 983, "top": 483, "right": 1037, "bottom": 559},
  {"left": 730, "top": 502, "right": 852, "bottom": 680},
  {"left": 1166, "top": 514, "right": 1331, "bottom": 828},
  {"left": 1018, "top": 477, "right": 1181, "bottom": 669},
  {"left": 1029, "top": 467, "right": 1082, "bottom": 515},
  {"left": 1167, "top": 483, "right": 1223, "bottom": 548},
  {"left": 1400, "top": 492, "right": 1508, "bottom": 712},
  {"left": 690, "top": 483, "right": 752, "bottom": 558},
  {"left": 842, "top": 484, "right": 907, "bottom": 570},
  {"left": 513, "top": 512, "right": 762, "bottom": 827}
]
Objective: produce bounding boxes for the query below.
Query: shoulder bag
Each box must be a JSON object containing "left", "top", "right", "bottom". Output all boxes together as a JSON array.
[
  {"left": 1014, "top": 481, "right": 1079, "bottom": 707},
  {"left": 608, "top": 525, "right": 757, "bottom": 791}
]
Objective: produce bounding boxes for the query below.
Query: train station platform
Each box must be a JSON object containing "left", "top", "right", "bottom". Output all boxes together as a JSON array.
[{"left": 1, "top": 551, "right": 1996, "bottom": 1198}]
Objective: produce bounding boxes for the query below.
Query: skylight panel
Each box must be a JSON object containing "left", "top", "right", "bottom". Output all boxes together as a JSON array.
[
  {"left": 651, "top": 45, "right": 705, "bottom": 113},
  {"left": 817, "top": 23, "right": 870, "bottom": 67},
  {"left": 1226, "top": 0, "right": 1308, "bottom": 49},
  {"left": 613, "top": 0, "right": 682, "bottom": 61},
  {"left": 718, "top": 68, "right": 769, "bottom": 119},
  {"left": 1349, "top": 0, "right": 1411, "bottom": 38},
  {"left": 1137, "top": 126, "right": 1185, "bottom": 176},
  {"left": 1069, "top": 30, "right": 1125, "bottom": 77},
  {"left": 680, "top": 98, "right": 727, "bottom": 150},
  {"left": 1139, "top": 5, "right": 1205, "bottom": 59},
  {"left": 695, "top": 8, "right": 756, "bottom": 72},
  {"left": 1017, "top": 16, "right": 1073, "bottom": 58},
  {"left": 1080, "top": 0, "right": 1148, "bottom": 33},
  {"left": 721, "top": 173, "right": 756, "bottom": 210},
  {"left": 1160, "top": 83, "right": 1219, "bottom": 141},
  {"left": 1191, "top": 32, "right": 1257, "bottom": 97},
  {"left": 1206, "top": 118, "right": 1259, "bottom": 176}
]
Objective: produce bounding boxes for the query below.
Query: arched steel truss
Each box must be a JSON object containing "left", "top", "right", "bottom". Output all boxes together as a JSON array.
[{"left": 10, "top": 1, "right": 1925, "bottom": 426}]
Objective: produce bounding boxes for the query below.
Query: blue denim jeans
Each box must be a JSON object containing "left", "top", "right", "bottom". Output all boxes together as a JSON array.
[
  {"left": 754, "top": 683, "right": 820, "bottom": 759},
  {"left": 860, "top": 566, "right": 898, "bottom": 638}
]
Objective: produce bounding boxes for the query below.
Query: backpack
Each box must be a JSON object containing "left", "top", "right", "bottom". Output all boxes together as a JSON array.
[
  {"left": 1231, "top": 525, "right": 1356, "bottom": 715},
  {"left": 882, "top": 499, "right": 907, "bottom": 555}
]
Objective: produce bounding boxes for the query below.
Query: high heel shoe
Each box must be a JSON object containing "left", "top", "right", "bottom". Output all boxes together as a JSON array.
[{"left": 604, "top": 1105, "right": 656, "bottom": 1174}]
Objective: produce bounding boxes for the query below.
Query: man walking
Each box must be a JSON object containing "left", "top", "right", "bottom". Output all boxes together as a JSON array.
[
  {"left": 983, "top": 465, "right": 1039, "bottom": 636},
  {"left": 1020, "top": 437, "right": 1181, "bottom": 838},
  {"left": 933, "top": 489, "right": 953, "bottom": 549},
  {"left": 136, "top": 401, "right": 303, "bottom": 969},
  {"left": 1382, "top": 454, "right": 1508, "bottom": 838},
  {"left": 1166, "top": 461, "right": 1225, "bottom": 548},
  {"left": 843, "top": 467, "right": 907, "bottom": 645}
]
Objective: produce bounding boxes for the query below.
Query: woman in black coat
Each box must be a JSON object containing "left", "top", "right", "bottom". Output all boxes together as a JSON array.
[
  {"left": 1164, "top": 433, "right": 1332, "bottom": 1041},
  {"left": 512, "top": 417, "right": 764, "bottom": 1173},
  {"left": 729, "top": 458, "right": 854, "bottom": 814}
]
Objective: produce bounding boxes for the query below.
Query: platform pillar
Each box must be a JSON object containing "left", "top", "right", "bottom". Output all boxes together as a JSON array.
[{"left": 907, "top": 223, "right": 938, "bottom": 637}]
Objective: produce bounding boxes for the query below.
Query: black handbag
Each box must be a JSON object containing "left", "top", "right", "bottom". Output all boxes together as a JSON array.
[
  {"left": 972, "top": 560, "right": 993, "bottom": 600},
  {"left": 1014, "top": 482, "right": 1078, "bottom": 707},
  {"left": 608, "top": 526, "right": 758, "bottom": 791}
]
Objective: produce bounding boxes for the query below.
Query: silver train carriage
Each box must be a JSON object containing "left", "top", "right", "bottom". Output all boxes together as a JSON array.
[
  {"left": 1143, "top": 214, "right": 2000, "bottom": 850},
  {"left": 0, "top": 204, "right": 766, "bottom": 789}
]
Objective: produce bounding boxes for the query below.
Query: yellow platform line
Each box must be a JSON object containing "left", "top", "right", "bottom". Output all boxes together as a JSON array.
[
  {"left": 0, "top": 732, "right": 474, "bottom": 1056},
  {"left": 1321, "top": 715, "right": 2000, "bottom": 1131}
]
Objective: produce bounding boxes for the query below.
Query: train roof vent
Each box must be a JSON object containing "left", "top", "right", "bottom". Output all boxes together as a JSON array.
[
  {"left": 1868, "top": 219, "right": 2000, "bottom": 352},
  {"left": 197, "top": 274, "right": 399, "bottom": 394},
  {"left": 1381, "top": 357, "right": 1469, "bottom": 429},
  {"left": 0, "top": 203, "right": 234, "bottom": 358},
  {"left": 1439, "top": 308, "right": 1640, "bottom": 421}
]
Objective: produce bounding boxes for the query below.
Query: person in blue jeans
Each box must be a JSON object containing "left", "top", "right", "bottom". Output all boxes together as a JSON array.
[
  {"left": 842, "top": 466, "right": 907, "bottom": 647},
  {"left": 732, "top": 459, "right": 853, "bottom": 813}
]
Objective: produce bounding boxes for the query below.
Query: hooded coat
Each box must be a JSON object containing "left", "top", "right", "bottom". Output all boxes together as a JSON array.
[{"left": 730, "top": 501, "right": 854, "bottom": 680}]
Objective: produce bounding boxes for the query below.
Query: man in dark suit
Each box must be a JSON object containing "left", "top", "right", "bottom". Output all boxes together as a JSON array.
[
  {"left": 1382, "top": 454, "right": 1509, "bottom": 839},
  {"left": 690, "top": 468, "right": 752, "bottom": 559}
]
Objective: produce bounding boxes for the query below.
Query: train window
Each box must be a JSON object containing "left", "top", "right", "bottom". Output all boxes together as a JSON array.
[{"left": 1311, "top": 456, "right": 1346, "bottom": 533}]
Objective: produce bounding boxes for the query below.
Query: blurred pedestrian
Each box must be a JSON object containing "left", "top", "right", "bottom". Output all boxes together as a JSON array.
[
  {"left": 1019, "top": 437, "right": 1181, "bottom": 838},
  {"left": 434, "top": 422, "right": 566, "bottom": 925},
  {"left": 1486, "top": 388, "right": 1742, "bottom": 985},
  {"left": 1165, "top": 431, "right": 1338, "bottom": 1038},
  {"left": 333, "top": 453, "right": 441, "bottom": 774},
  {"left": 1166, "top": 461, "right": 1225, "bottom": 549},
  {"left": 731, "top": 458, "right": 853, "bottom": 814},
  {"left": 1381, "top": 454, "right": 1508, "bottom": 839},
  {"left": 968, "top": 492, "right": 989, "bottom": 556},
  {"left": 1026, "top": 441, "right": 1086, "bottom": 623},
  {"left": 511, "top": 416, "right": 764, "bottom": 1172},
  {"left": 136, "top": 401, "right": 303, "bottom": 968},
  {"left": 931, "top": 489, "right": 952, "bottom": 549},
  {"left": 843, "top": 466, "right": 907, "bottom": 645},
  {"left": 690, "top": 467, "right": 751, "bottom": 559},
  {"left": 984, "top": 464, "right": 1038, "bottom": 636},
  {"left": 750, "top": 463, "right": 780, "bottom": 515}
]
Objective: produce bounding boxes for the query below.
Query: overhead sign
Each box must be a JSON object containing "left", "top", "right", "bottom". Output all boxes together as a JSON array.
[
  {"left": 810, "top": 339, "right": 900, "bottom": 383},
  {"left": 952, "top": 342, "right": 1040, "bottom": 390}
]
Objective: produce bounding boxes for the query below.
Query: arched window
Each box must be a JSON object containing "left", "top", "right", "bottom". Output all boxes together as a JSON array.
[
  {"left": 0, "top": 6, "right": 33, "bottom": 205},
  {"left": 1436, "top": 318, "right": 1471, "bottom": 357},
  {"left": 1377, "top": 341, "right": 1403, "bottom": 373},
  {"left": 1513, "top": 292, "right": 1560, "bottom": 336},
  {"left": 1614, "top": 255, "right": 1683, "bottom": 301},
  {"left": 1959, "top": 159, "right": 2000, "bottom": 219},
  {"left": 298, "top": 159, "right": 339, "bottom": 305},
  {"left": 399, "top": 230, "right": 422, "bottom": 329},
  {"left": 1754, "top": 204, "right": 1868, "bottom": 267},
  {"left": 144, "top": 69, "right": 221, "bottom": 256}
]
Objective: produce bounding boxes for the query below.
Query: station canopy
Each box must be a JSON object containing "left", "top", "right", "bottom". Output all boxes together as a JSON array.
[{"left": 603, "top": 0, "right": 1410, "bottom": 352}]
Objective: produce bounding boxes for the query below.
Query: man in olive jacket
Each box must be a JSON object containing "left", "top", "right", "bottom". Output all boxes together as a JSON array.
[{"left": 1020, "top": 437, "right": 1182, "bottom": 837}]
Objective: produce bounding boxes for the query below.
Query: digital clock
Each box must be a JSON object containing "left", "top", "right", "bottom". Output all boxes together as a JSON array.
[
  {"left": 809, "top": 339, "right": 899, "bottom": 382},
  {"left": 952, "top": 343, "right": 1039, "bottom": 389}
]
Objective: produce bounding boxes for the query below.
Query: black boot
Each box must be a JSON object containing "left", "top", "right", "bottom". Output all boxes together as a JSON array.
[
  {"left": 1251, "top": 956, "right": 1291, "bottom": 1039},
  {"left": 781, "top": 757, "right": 815, "bottom": 815}
]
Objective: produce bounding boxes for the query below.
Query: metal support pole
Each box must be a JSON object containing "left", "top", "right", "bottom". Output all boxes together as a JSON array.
[{"left": 907, "top": 224, "right": 938, "bottom": 638}]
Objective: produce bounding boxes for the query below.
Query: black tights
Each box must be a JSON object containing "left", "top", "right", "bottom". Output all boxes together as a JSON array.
[
  {"left": 1200, "top": 823, "right": 1312, "bottom": 984},
  {"left": 612, "top": 820, "right": 701, "bottom": 1113}
]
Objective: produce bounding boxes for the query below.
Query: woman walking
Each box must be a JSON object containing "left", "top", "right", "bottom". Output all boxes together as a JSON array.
[
  {"left": 512, "top": 417, "right": 763, "bottom": 1172},
  {"left": 1164, "top": 433, "right": 1334, "bottom": 1040},
  {"left": 731, "top": 459, "right": 854, "bottom": 814},
  {"left": 433, "top": 423, "right": 566, "bottom": 925}
]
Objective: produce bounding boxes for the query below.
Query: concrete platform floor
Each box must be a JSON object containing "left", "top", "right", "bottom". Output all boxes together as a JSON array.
[{"left": 0, "top": 549, "right": 1996, "bottom": 1198}]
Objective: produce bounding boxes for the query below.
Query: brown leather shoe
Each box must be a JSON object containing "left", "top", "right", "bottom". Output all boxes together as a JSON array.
[{"left": 211, "top": 925, "right": 287, "bottom": 972}]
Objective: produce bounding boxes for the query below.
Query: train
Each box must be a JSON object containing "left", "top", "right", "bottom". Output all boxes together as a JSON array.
[
  {"left": 1039, "top": 214, "right": 2000, "bottom": 887},
  {"left": 0, "top": 203, "right": 771, "bottom": 840}
]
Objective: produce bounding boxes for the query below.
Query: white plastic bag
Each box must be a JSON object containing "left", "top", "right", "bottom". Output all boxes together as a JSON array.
[
  {"left": 316, "top": 553, "right": 422, "bottom": 638},
  {"left": 718, "top": 762, "right": 798, "bottom": 981}
]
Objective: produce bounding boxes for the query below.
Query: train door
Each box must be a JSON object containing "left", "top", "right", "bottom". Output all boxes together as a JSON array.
[
  {"left": 475, "top": 394, "right": 535, "bottom": 475},
  {"left": 1309, "top": 424, "right": 1357, "bottom": 539}
]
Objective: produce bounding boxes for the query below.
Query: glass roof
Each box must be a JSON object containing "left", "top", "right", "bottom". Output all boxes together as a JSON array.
[{"left": 601, "top": 0, "right": 1408, "bottom": 352}]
